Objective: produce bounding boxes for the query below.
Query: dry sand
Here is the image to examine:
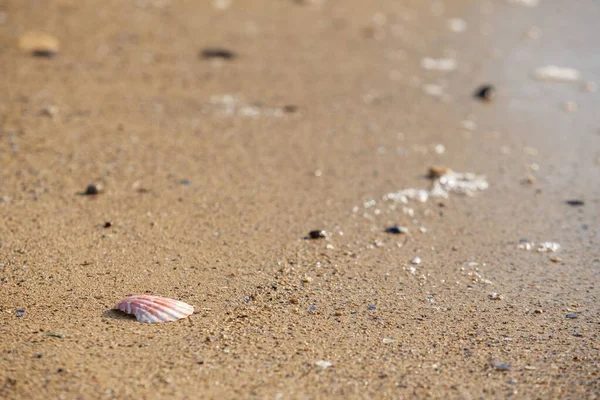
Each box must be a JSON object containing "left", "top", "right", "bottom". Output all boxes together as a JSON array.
[{"left": 1, "top": 0, "right": 599, "bottom": 398}]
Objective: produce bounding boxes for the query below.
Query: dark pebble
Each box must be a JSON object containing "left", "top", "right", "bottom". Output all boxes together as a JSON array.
[
  {"left": 308, "top": 230, "right": 326, "bottom": 239},
  {"left": 34, "top": 353, "right": 43, "bottom": 359},
  {"left": 200, "top": 48, "right": 237, "bottom": 60},
  {"left": 566, "top": 200, "right": 585, "bottom": 207},
  {"left": 32, "top": 50, "right": 57, "bottom": 58},
  {"left": 385, "top": 226, "right": 408, "bottom": 234},
  {"left": 491, "top": 360, "right": 511, "bottom": 371},
  {"left": 180, "top": 179, "right": 191, "bottom": 186},
  {"left": 282, "top": 105, "right": 299, "bottom": 113},
  {"left": 308, "top": 305, "right": 317, "bottom": 313},
  {"left": 474, "top": 85, "right": 496, "bottom": 101},
  {"left": 566, "top": 313, "right": 578, "bottom": 319},
  {"left": 15, "top": 309, "right": 25, "bottom": 317},
  {"left": 57, "top": 368, "right": 66, "bottom": 373},
  {"left": 196, "top": 360, "right": 204, "bottom": 365},
  {"left": 84, "top": 184, "right": 99, "bottom": 195},
  {"left": 103, "top": 221, "right": 112, "bottom": 228},
  {"left": 368, "top": 305, "right": 376, "bottom": 311}
]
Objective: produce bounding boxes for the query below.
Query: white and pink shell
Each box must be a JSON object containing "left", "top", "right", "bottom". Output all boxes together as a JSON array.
[{"left": 114, "top": 295, "right": 194, "bottom": 324}]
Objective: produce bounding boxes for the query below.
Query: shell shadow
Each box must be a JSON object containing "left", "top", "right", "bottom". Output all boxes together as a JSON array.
[{"left": 103, "top": 309, "right": 137, "bottom": 321}]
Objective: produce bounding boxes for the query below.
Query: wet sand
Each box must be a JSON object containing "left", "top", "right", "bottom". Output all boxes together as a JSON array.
[{"left": 1, "top": 0, "right": 599, "bottom": 398}]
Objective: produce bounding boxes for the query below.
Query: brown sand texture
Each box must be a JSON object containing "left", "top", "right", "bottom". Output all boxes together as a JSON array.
[{"left": 1, "top": 0, "right": 599, "bottom": 399}]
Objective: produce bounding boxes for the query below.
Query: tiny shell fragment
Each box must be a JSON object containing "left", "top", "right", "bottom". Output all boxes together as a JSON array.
[
  {"left": 533, "top": 66, "right": 580, "bottom": 82},
  {"left": 114, "top": 295, "right": 194, "bottom": 324}
]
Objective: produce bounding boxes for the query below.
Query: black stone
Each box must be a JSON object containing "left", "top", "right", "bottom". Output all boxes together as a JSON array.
[
  {"left": 385, "top": 226, "right": 407, "bottom": 234},
  {"left": 566, "top": 200, "right": 585, "bottom": 206},
  {"left": 308, "top": 230, "right": 326, "bottom": 239},
  {"left": 84, "top": 184, "right": 99, "bottom": 195},
  {"left": 474, "top": 85, "right": 496, "bottom": 101},
  {"left": 15, "top": 309, "right": 25, "bottom": 317},
  {"left": 32, "top": 50, "right": 57, "bottom": 58},
  {"left": 200, "top": 48, "right": 237, "bottom": 60},
  {"left": 104, "top": 221, "right": 112, "bottom": 228},
  {"left": 368, "top": 305, "right": 376, "bottom": 311},
  {"left": 566, "top": 313, "right": 579, "bottom": 319}
]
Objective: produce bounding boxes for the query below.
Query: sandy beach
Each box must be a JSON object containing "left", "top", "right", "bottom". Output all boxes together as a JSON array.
[{"left": 1, "top": 0, "right": 599, "bottom": 398}]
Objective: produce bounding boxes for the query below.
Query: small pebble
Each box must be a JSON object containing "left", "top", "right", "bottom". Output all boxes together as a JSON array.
[
  {"left": 103, "top": 221, "right": 112, "bottom": 228},
  {"left": 382, "top": 338, "right": 395, "bottom": 344},
  {"left": 308, "top": 230, "right": 326, "bottom": 239},
  {"left": 565, "top": 313, "right": 578, "bottom": 319},
  {"left": 315, "top": 360, "right": 333, "bottom": 369},
  {"left": 180, "top": 179, "right": 191, "bottom": 186},
  {"left": 84, "top": 184, "right": 100, "bottom": 196},
  {"left": 563, "top": 101, "right": 578, "bottom": 113},
  {"left": 491, "top": 361, "right": 511, "bottom": 371},
  {"left": 308, "top": 305, "right": 317, "bottom": 313},
  {"left": 534, "top": 66, "right": 580, "bottom": 82},
  {"left": 385, "top": 226, "right": 408, "bottom": 234},
  {"left": 488, "top": 293, "right": 503, "bottom": 300},
  {"left": 550, "top": 256, "right": 562, "bottom": 263},
  {"left": 582, "top": 81, "right": 598, "bottom": 93},
  {"left": 474, "top": 85, "right": 496, "bottom": 101},
  {"left": 15, "top": 309, "right": 25, "bottom": 317},
  {"left": 41, "top": 106, "right": 59, "bottom": 118},
  {"left": 282, "top": 105, "right": 299, "bottom": 113},
  {"left": 19, "top": 32, "right": 60, "bottom": 57},
  {"left": 566, "top": 200, "right": 584, "bottom": 207},
  {"left": 200, "top": 48, "right": 237, "bottom": 60},
  {"left": 410, "top": 257, "right": 421, "bottom": 265},
  {"left": 368, "top": 305, "right": 376, "bottom": 311},
  {"left": 427, "top": 165, "right": 452, "bottom": 179},
  {"left": 447, "top": 18, "right": 467, "bottom": 32}
]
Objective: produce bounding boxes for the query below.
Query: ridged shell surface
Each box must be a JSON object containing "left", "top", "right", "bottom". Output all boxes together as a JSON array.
[{"left": 114, "top": 295, "right": 194, "bottom": 324}]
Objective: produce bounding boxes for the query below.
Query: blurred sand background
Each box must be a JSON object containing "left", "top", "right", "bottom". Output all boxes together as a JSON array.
[{"left": 0, "top": 0, "right": 599, "bottom": 398}]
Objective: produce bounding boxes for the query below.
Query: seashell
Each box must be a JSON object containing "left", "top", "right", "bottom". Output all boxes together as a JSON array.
[{"left": 114, "top": 295, "right": 194, "bottom": 324}]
